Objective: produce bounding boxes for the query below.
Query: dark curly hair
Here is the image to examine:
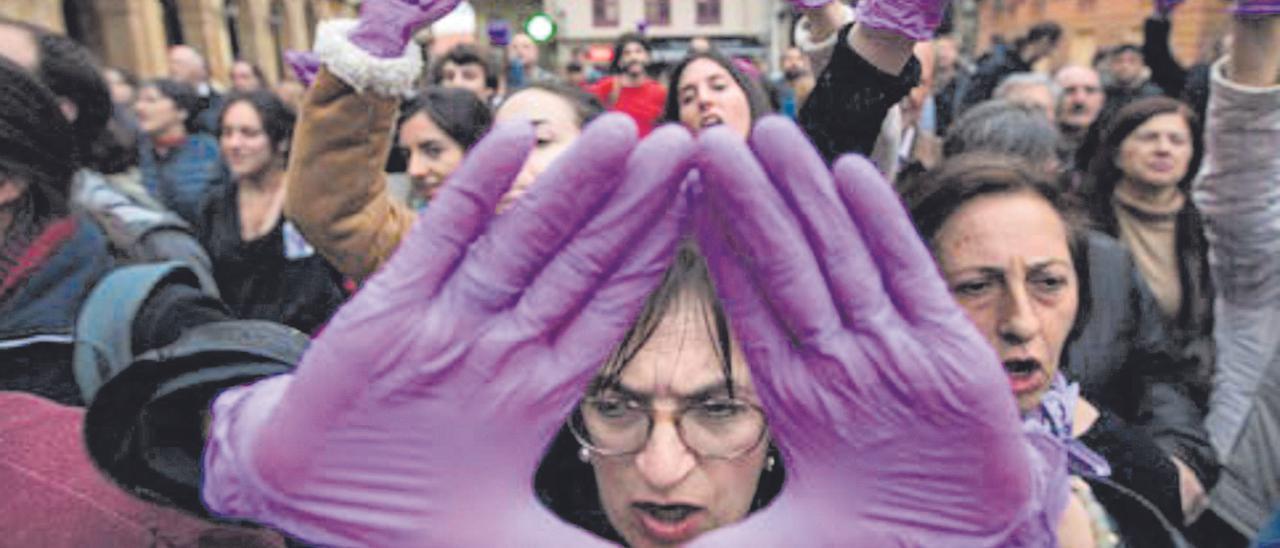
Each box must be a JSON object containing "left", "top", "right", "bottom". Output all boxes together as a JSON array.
[
  {"left": 218, "top": 90, "right": 297, "bottom": 156},
  {"left": 401, "top": 87, "right": 493, "bottom": 150},
  {"left": 142, "top": 78, "right": 201, "bottom": 134},
  {"left": 0, "top": 56, "right": 76, "bottom": 220}
]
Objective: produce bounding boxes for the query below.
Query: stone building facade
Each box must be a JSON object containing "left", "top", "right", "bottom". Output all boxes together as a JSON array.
[
  {"left": 547, "top": 0, "right": 788, "bottom": 72},
  {"left": 0, "top": 0, "right": 357, "bottom": 86},
  {"left": 972, "top": 0, "right": 1230, "bottom": 68}
]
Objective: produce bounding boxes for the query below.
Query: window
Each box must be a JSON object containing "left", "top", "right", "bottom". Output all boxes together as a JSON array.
[
  {"left": 593, "top": 0, "right": 619, "bottom": 27},
  {"left": 696, "top": 0, "right": 721, "bottom": 25},
  {"left": 644, "top": 0, "right": 670, "bottom": 26}
]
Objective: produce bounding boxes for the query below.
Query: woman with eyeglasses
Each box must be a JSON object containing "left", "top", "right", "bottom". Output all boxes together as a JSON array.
[{"left": 533, "top": 245, "right": 784, "bottom": 546}]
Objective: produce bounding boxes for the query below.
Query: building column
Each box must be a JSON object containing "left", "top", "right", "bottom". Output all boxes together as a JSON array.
[
  {"left": 238, "top": 0, "right": 281, "bottom": 83},
  {"left": 175, "top": 0, "right": 234, "bottom": 85},
  {"left": 280, "top": 0, "right": 311, "bottom": 52},
  {"left": 0, "top": 0, "right": 64, "bottom": 32},
  {"left": 95, "top": 0, "right": 170, "bottom": 78}
]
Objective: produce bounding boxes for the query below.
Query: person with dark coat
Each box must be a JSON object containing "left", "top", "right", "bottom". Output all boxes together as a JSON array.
[
  {"left": 1143, "top": 7, "right": 1215, "bottom": 124},
  {"left": 798, "top": 22, "right": 922, "bottom": 164},
  {"left": 135, "top": 78, "right": 222, "bottom": 225},
  {"left": 1099, "top": 44, "right": 1166, "bottom": 125},
  {"left": 956, "top": 22, "right": 1063, "bottom": 116},
  {"left": 0, "top": 54, "right": 286, "bottom": 545},
  {"left": 197, "top": 91, "right": 347, "bottom": 334},
  {"left": 0, "top": 19, "right": 217, "bottom": 294}
]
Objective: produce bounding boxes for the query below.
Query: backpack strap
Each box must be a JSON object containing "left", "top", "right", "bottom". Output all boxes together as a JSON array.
[{"left": 73, "top": 261, "right": 203, "bottom": 405}]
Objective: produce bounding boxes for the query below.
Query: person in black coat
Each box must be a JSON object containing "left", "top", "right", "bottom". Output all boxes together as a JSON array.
[
  {"left": 955, "top": 22, "right": 1063, "bottom": 118},
  {"left": 196, "top": 91, "right": 347, "bottom": 335}
]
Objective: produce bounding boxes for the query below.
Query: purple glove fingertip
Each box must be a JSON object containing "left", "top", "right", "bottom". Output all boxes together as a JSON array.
[
  {"left": 350, "top": 0, "right": 464, "bottom": 58},
  {"left": 855, "top": 0, "right": 951, "bottom": 41},
  {"left": 283, "top": 50, "right": 320, "bottom": 87}
]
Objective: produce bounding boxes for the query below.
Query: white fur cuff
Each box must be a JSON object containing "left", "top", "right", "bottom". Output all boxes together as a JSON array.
[{"left": 313, "top": 19, "right": 423, "bottom": 98}]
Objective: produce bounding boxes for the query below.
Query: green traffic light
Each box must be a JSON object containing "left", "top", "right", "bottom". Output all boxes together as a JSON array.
[{"left": 525, "top": 13, "right": 557, "bottom": 43}]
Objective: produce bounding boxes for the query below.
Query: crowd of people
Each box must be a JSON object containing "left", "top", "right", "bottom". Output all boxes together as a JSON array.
[{"left": 2, "top": 0, "right": 1280, "bottom": 545}]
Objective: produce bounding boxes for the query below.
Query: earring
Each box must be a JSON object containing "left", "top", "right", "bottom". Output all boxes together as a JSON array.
[
  {"left": 578, "top": 446, "right": 592, "bottom": 463},
  {"left": 765, "top": 456, "right": 776, "bottom": 472}
]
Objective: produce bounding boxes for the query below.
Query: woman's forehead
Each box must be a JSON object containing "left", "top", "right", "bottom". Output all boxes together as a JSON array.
[
  {"left": 495, "top": 89, "right": 574, "bottom": 125},
  {"left": 937, "top": 192, "right": 1072, "bottom": 267},
  {"left": 680, "top": 59, "right": 732, "bottom": 87},
  {"left": 616, "top": 298, "right": 754, "bottom": 398}
]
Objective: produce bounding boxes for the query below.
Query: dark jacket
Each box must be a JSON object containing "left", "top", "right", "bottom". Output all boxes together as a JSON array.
[
  {"left": 1087, "top": 194, "right": 1215, "bottom": 390},
  {"left": 799, "top": 23, "right": 921, "bottom": 164},
  {"left": 197, "top": 182, "right": 348, "bottom": 335},
  {"left": 1082, "top": 410, "right": 1194, "bottom": 547},
  {"left": 956, "top": 44, "right": 1032, "bottom": 116},
  {"left": 1100, "top": 80, "right": 1166, "bottom": 128},
  {"left": 934, "top": 65, "right": 972, "bottom": 136},
  {"left": 1067, "top": 231, "right": 1218, "bottom": 520},
  {"left": 0, "top": 216, "right": 114, "bottom": 405},
  {"left": 1143, "top": 16, "right": 1211, "bottom": 123},
  {"left": 138, "top": 133, "right": 222, "bottom": 226}
]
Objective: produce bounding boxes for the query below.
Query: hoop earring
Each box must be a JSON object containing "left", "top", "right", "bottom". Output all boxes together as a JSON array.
[{"left": 578, "top": 446, "right": 592, "bottom": 464}]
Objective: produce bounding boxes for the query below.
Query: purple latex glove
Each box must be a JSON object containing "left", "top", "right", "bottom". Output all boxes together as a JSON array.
[
  {"left": 487, "top": 21, "right": 511, "bottom": 46},
  {"left": 283, "top": 50, "right": 319, "bottom": 87},
  {"left": 687, "top": 117, "right": 1065, "bottom": 546},
  {"left": 202, "top": 115, "right": 697, "bottom": 545},
  {"left": 348, "top": 0, "right": 463, "bottom": 58},
  {"left": 855, "top": 0, "right": 950, "bottom": 41},
  {"left": 1234, "top": 0, "right": 1280, "bottom": 15}
]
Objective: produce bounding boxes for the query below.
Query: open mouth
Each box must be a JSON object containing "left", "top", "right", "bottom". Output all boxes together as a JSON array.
[
  {"left": 1003, "top": 358, "right": 1047, "bottom": 396},
  {"left": 633, "top": 502, "right": 704, "bottom": 543},
  {"left": 700, "top": 115, "right": 723, "bottom": 129},
  {"left": 635, "top": 502, "right": 699, "bottom": 522}
]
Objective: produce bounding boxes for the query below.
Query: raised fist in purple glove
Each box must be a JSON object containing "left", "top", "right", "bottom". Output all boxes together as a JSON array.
[
  {"left": 202, "top": 114, "right": 697, "bottom": 545},
  {"left": 856, "top": 0, "right": 950, "bottom": 41},
  {"left": 283, "top": 50, "right": 319, "bottom": 87},
  {"left": 686, "top": 117, "right": 1063, "bottom": 545},
  {"left": 349, "top": 0, "right": 463, "bottom": 58}
]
